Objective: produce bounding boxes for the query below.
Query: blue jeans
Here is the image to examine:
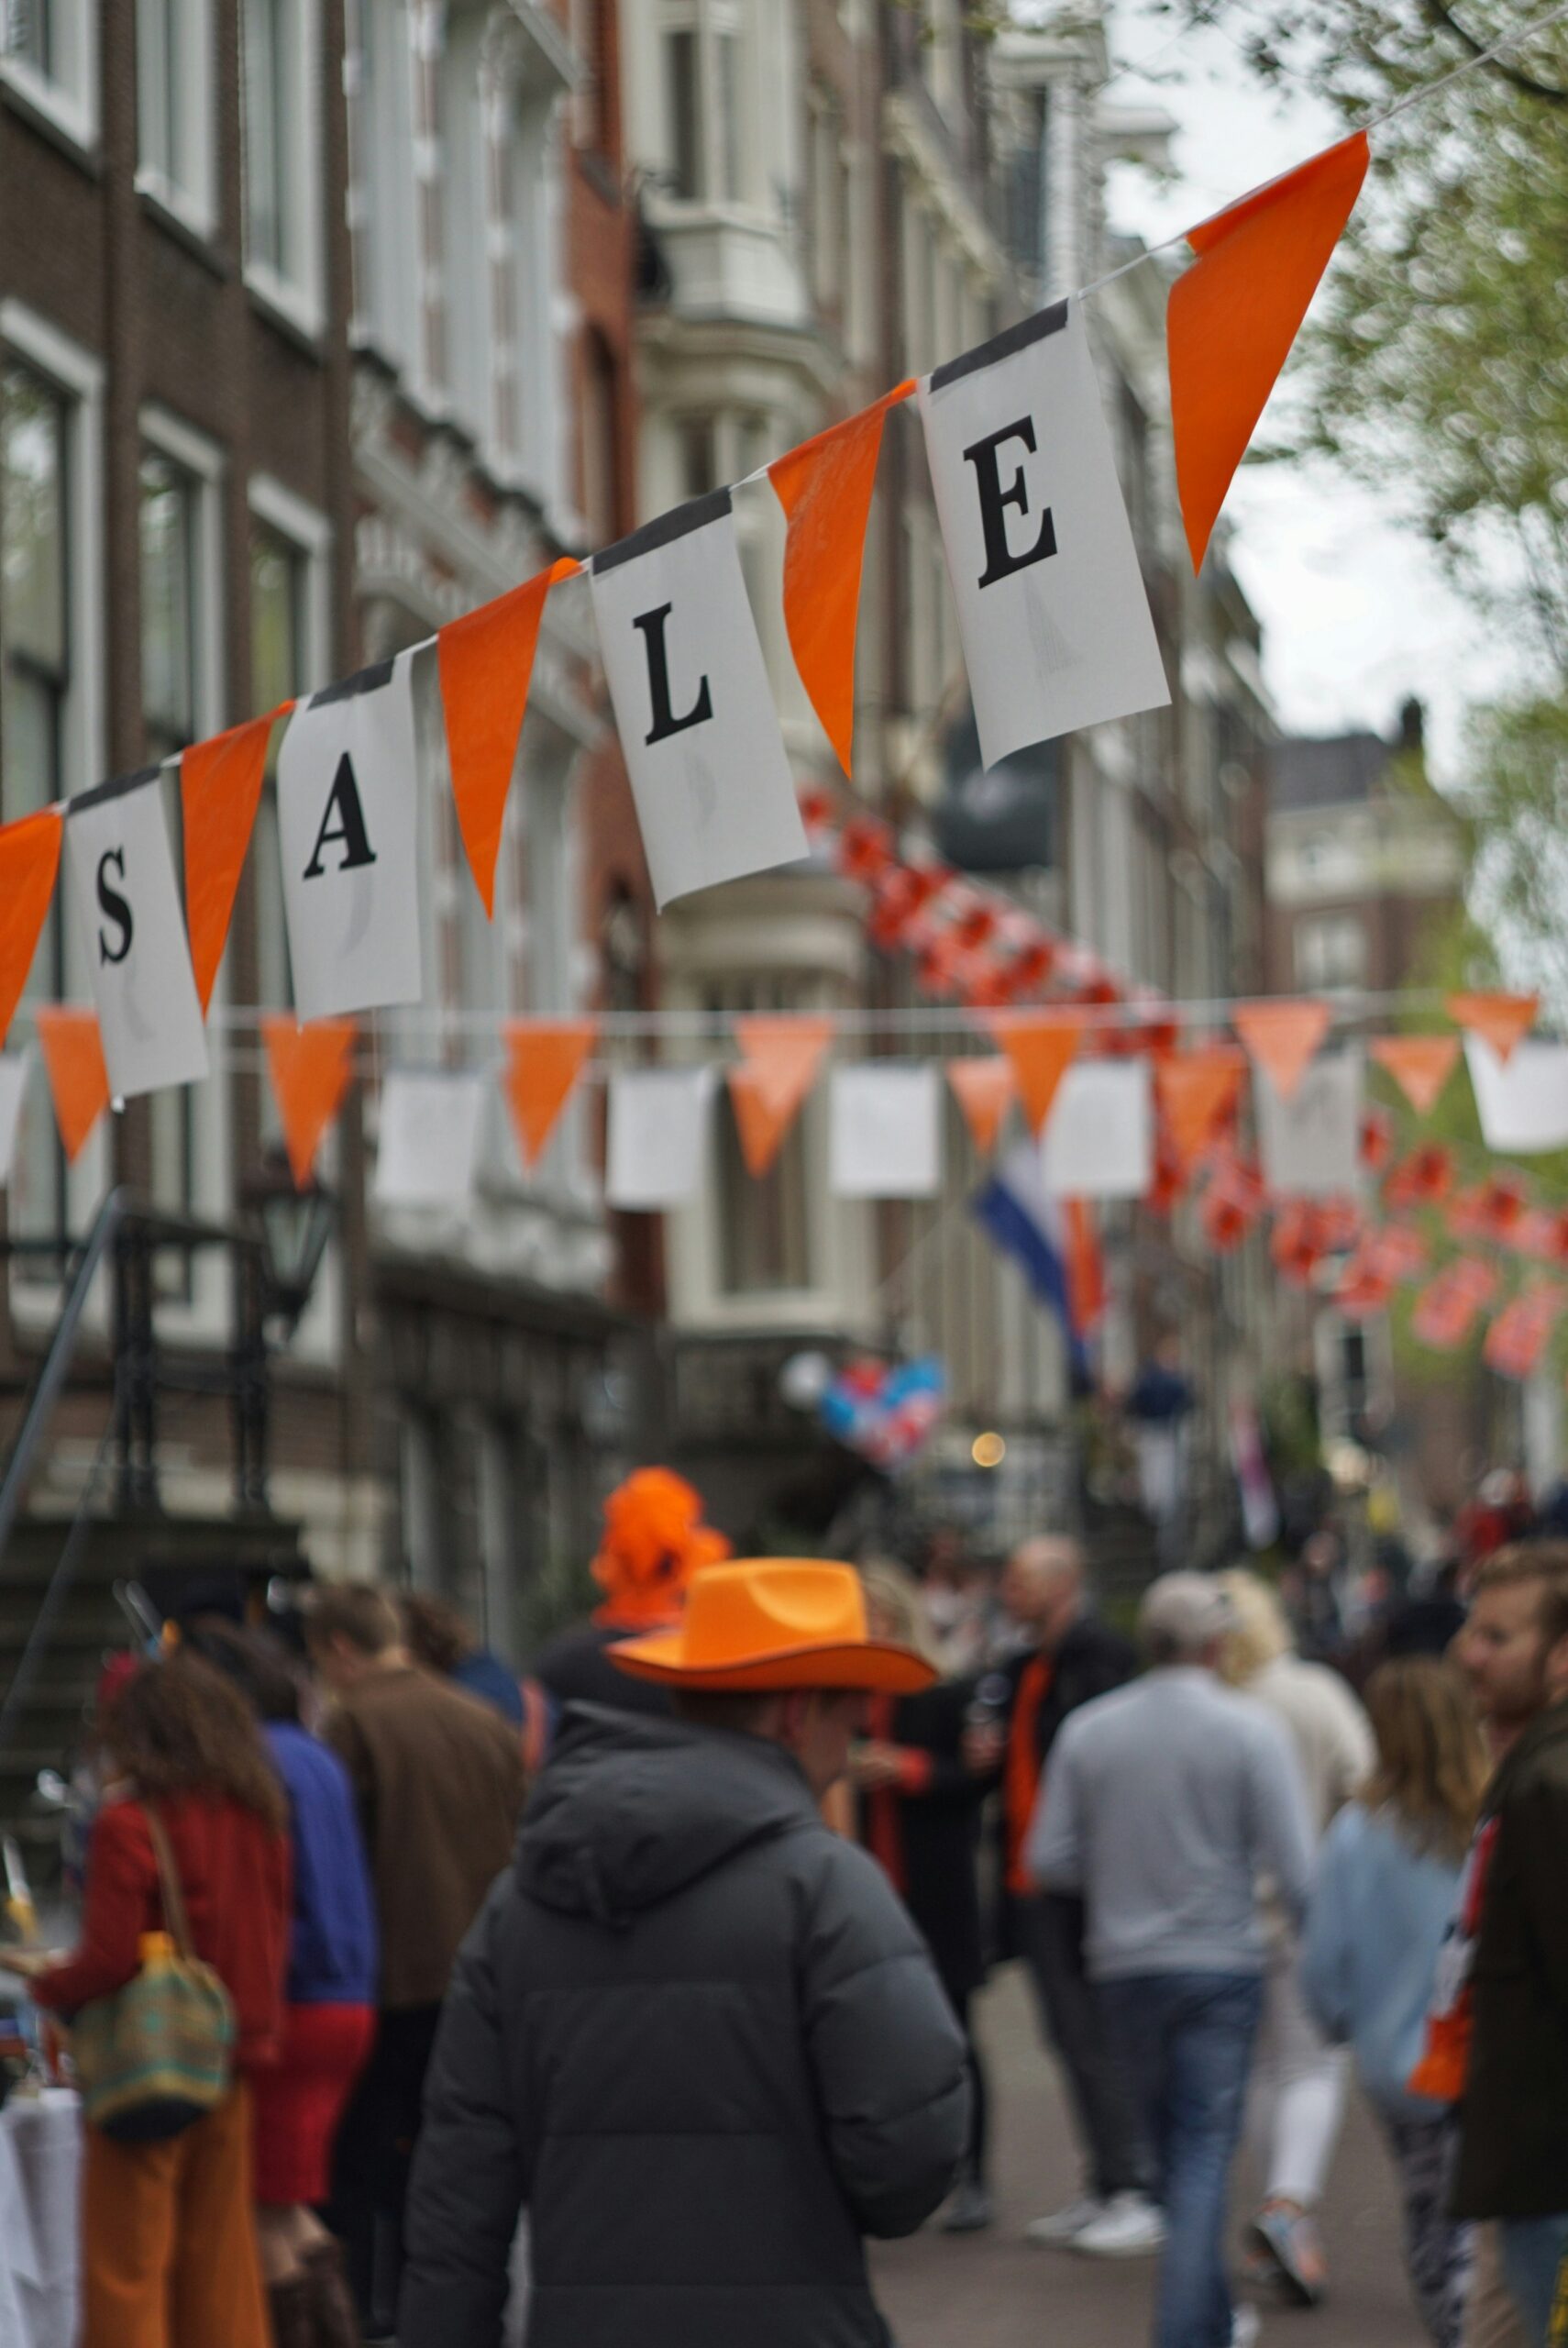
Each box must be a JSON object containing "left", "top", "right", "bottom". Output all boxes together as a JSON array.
[
  {"left": 1099, "top": 1970, "right": 1264, "bottom": 2348},
  {"left": 1498, "top": 2213, "right": 1568, "bottom": 2344}
]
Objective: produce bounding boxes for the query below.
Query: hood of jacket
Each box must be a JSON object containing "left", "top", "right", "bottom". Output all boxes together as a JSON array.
[{"left": 514, "top": 1703, "right": 817, "bottom": 1928}]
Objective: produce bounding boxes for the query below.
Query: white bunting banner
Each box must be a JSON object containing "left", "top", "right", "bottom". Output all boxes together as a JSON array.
[
  {"left": 917, "top": 300, "right": 1170, "bottom": 770},
  {"left": 1041, "top": 1058, "right": 1153, "bottom": 1200},
  {"left": 0, "top": 1054, "right": 28, "bottom": 1188},
  {"left": 276, "top": 649, "right": 425, "bottom": 1022},
  {"left": 1257, "top": 1051, "right": 1364, "bottom": 1197},
  {"left": 374, "top": 1071, "right": 488, "bottom": 1209},
  {"left": 830, "top": 1062, "right": 944, "bottom": 1200},
  {"left": 1465, "top": 1037, "right": 1568, "bottom": 1155},
  {"left": 65, "top": 769, "right": 209, "bottom": 1099},
  {"left": 606, "top": 1067, "right": 714, "bottom": 1208},
  {"left": 590, "top": 491, "right": 809, "bottom": 911}
]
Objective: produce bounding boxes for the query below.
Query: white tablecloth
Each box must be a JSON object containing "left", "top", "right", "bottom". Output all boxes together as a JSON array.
[{"left": 0, "top": 2090, "right": 81, "bottom": 2348}]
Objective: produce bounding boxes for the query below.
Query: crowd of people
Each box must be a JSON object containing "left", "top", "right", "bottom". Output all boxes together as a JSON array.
[{"left": 0, "top": 1466, "right": 1565, "bottom": 2348}]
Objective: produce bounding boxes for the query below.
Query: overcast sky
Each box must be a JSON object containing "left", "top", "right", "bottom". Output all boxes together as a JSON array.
[{"left": 1054, "top": 0, "right": 1527, "bottom": 782}]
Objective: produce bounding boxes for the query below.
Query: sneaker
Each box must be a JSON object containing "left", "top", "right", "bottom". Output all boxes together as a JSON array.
[
  {"left": 1231, "top": 2309, "right": 1261, "bottom": 2348},
  {"left": 1074, "top": 2192, "right": 1167, "bottom": 2258},
  {"left": 940, "top": 2180, "right": 996, "bottom": 2233},
  {"left": 1248, "top": 2202, "right": 1327, "bottom": 2307},
  {"left": 1026, "top": 2194, "right": 1106, "bottom": 2247}
]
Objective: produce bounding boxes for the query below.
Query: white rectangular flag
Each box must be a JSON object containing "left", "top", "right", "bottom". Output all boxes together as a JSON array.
[
  {"left": 829, "top": 1063, "right": 943, "bottom": 1200},
  {"left": 374, "top": 1071, "right": 488, "bottom": 1209},
  {"left": 1465, "top": 1037, "right": 1568, "bottom": 1154},
  {"left": 1041, "top": 1058, "right": 1152, "bottom": 1200},
  {"left": 65, "top": 768, "right": 209, "bottom": 1098},
  {"left": 590, "top": 491, "right": 809, "bottom": 910},
  {"left": 1257, "top": 1051, "right": 1364, "bottom": 1197},
  {"left": 276, "top": 649, "right": 425, "bottom": 1021},
  {"left": 0, "top": 1054, "right": 28, "bottom": 1187},
  {"left": 606, "top": 1067, "right": 714, "bottom": 1209},
  {"left": 917, "top": 300, "right": 1170, "bottom": 769}
]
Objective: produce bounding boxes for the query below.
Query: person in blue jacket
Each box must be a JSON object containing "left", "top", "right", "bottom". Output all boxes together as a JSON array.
[{"left": 1299, "top": 1656, "right": 1490, "bottom": 2348}]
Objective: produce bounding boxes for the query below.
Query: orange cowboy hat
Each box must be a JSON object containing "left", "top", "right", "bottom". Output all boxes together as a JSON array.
[{"left": 609, "top": 1559, "right": 937, "bottom": 1695}]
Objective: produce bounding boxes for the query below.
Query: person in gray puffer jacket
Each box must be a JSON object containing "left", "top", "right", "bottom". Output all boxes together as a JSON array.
[{"left": 400, "top": 1557, "right": 971, "bottom": 2348}]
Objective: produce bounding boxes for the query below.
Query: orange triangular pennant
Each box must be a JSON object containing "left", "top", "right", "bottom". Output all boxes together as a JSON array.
[
  {"left": 181, "top": 706, "right": 289, "bottom": 1016},
  {"left": 262, "top": 1016, "right": 358, "bottom": 1189},
  {"left": 1154, "top": 1047, "right": 1247, "bottom": 1169},
  {"left": 1368, "top": 1034, "right": 1461, "bottom": 1118},
  {"left": 946, "top": 1056, "right": 1016, "bottom": 1157},
  {"left": 502, "top": 1020, "right": 599, "bottom": 1170},
  {"left": 34, "top": 1004, "right": 110, "bottom": 1163},
  {"left": 1168, "top": 133, "right": 1369, "bottom": 570},
  {"left": 988, "top": 1013, "right": 1084, "bottom": 1135},
  {"left": 1232, "top": 998, "right": 1332, "bottom": 1103},
  {"left": 438, "top": 558, "right": 581, "bottom": 916},
  {"left": 726, "top": 1015, "right": 834, "bottom": 1177},
  {"left": 1447, "top": 990, "right": 1538, "bottom": 1067},
  {"left": 769, "top": 383, "right": 912, "bottom": 780},
  {"left": 0, "top": 808, "right": 63, "bottom": 1046}
]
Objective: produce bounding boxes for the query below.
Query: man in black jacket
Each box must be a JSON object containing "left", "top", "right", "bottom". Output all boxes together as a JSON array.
[
  {"left": 977, "top": 1534, "right": 1157, "bottom": 2255},
  {"left": 401, "top": 1559, "right": 970, "bottom": 2348},
  {"left": 1452, "top": 1542, "right": 1568, "bottom": 2343}
]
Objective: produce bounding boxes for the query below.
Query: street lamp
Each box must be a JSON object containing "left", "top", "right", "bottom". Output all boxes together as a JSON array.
[{"left": 243, "top": 1147, "right": 335, "bottom": 1339}]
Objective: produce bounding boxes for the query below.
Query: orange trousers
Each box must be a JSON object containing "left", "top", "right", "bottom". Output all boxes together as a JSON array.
[{"left": 82, "top": 2079, "right": 270, "bottom": 2348}]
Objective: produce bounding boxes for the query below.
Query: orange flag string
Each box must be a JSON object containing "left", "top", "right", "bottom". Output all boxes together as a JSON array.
[
  {"left": 0, "top": 808, "right": 63, "bottom": 1047},
  {"left": 1447, "top": 990, "right": 1538, "bottom": 1067},
  {"left": 1154, "top": 1046, "right": 1247, "bottom": 1169},
  {"left": 988, "top": 1013, "right": 1084, "bottom": 1135},
  {"left": 438, "top": 556, "right": 582, "bottom": 917},
  {"left": 1167, "top": 133, "right": 1369, "bottom": 572},
  {"left": 502, "top": 1020, "right": 599, "bottom": 1171},
  {"left": 727, "top": 1015, "right": 834, "bottom": 1178},
  {"left": 181, "top": 707, "right": 290, "bottom": 1016},
  {"left": 1232, "top": 998, "right": 1331, "bottom": 1103},
  {"left": 769, "top": 383, "right": 913, "bottom": 780},
  {"left": 34, "top": 1005, "right": 110, "bottom": 1164},
  {"left": 262, "top": 1017, "right": 359, "bottom": 1189},
  {"left": 1368, "top": 1034, "right": 1461, "bottom": 1118},
  {"left": 946, "top": 1057, "right": 1016, "bottom": 1157}
]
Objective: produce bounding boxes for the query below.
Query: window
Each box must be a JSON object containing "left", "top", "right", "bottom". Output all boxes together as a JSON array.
[
  {"left": 1, "top": 363, "right": 71, "bottom": 1261},
  {"left": 354, "top": 0, "right": 419, "bottom": 368},
  {"left": 666, "top": 27, "right": 700, "bottom": 196},
  {"left": 247, "top": 478, "right": 331, "bottom": 1026},
  {"left": 137, "top": 0, "right": 215, "bottom": 231},
  {"left": 661, "top": 6, "right": 745, "bottom": 204},
  {"left": 1, "top": 0, "right": 94, "bottom": 147},
  {"left": 242, "top": 0, "right": 322, "bottom": 327},
  {"left": 1295, "top": 914, "right": 1367, "bottom": 992},
  {"left": 580, "top": 331, "right": 619, "bottom": 546},
  {"left": 440, "top": 12, "right": 486, "bottom": 437}
]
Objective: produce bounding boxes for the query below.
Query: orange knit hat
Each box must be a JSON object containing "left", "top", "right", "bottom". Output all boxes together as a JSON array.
[{"left": 591, "top": 1468, "right": 732, "bottom": 1629}]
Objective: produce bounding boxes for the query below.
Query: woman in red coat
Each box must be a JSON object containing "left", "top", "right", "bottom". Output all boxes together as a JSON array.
[{"left": 12, "top": 1655, "right": 291, "bottom": 2348}]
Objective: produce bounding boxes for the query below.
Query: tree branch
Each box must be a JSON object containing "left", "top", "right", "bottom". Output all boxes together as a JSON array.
[{"left": 1417, "top": 0, "right": 1568, "bottom": 105}]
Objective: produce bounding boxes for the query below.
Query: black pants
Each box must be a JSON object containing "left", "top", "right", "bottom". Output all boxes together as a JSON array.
[
  {"left": 326, "top": 2002, "right": 443, "bottom": 2331},
  {"left": 1020, "top": 1892, "right": 1154, "bottom": 2201},
  {"left": 950, "top": 1988, "right": 991, "bottom": 2186}
]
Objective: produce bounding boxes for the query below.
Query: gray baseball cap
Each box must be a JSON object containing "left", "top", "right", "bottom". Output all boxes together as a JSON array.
[{"left": 1137, "top": 1570, "right": 1238, "bottom": 1654}]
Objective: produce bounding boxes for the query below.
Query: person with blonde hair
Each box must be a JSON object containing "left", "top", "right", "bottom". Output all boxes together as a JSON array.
[
  {"left": 1301, "top": 1658, "right": 1490, "bottom": 2345},
  {"left": 1217, "top": 1568, "right": 1375, "bottom": 2308},
  {"left": 853, "top": 1562, "right": 993, "bottom": 2231}
]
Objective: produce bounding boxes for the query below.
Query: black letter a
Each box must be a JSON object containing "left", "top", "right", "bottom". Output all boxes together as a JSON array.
[
  {"left": 633, "top": 603, "right": 712, "bottom": 745},
  {"left": 303, "top": 754, "right": 378, "bottom": 879}
]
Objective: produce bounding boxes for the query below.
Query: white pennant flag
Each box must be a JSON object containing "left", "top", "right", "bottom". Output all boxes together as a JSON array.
[
  {"left": 1041, "top": 1058, "right": 1152, "bottom": 1200},
  {"left": 277, "top": 649, "right": 425, "bottom": 1021},
  {"left": 917, "top": 299, "right": 1170, "bottom": 769},
  {"left": 606, "top": 1067, "right": 713, "bottom": 1208},
  {"left": 1257, "top": 1051, "right": 1364, "bottom": 1197},
  {"left": 374, "top": 1071, "right": 488, "bottom": 1208},
  {"left": 829, "top": 1063, "right": 943, "bottom": 1200},
  {"left": 65, "top": 768, "right": 209, "bottom": 1098},
  {"left": 1465, "top": 1037, "right": 1568, "bottom": 1154},
  {"left": 0, "top": 1054, "right": 28, "bottom": 1187},
  {"left": 590, "top": 491, "right": 809, "bottom": 910}
]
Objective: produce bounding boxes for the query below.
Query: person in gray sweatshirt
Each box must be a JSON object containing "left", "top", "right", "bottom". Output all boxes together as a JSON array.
[{"left": 1028, "top": 1572, "right": 1315, "bottom": 2348}]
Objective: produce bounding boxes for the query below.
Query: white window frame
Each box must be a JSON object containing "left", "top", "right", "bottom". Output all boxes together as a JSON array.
[
  {"left": 242, "top": 0, "right": 326, "bottom": 338},
  {"left": 247, "top": 471, "right": 333, "bottom": 693},
  {"left": 657, "top": 0, "right": 748, "bottom": 209},
  {"left": 0, "top": 0, "right": 98, "bottom": 156},
  {"left": 138, "top": 402, "right": 232, "bottom": 1345},
  {"left": 135, "top": 0, "right": 217, "bottom": 239}
]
